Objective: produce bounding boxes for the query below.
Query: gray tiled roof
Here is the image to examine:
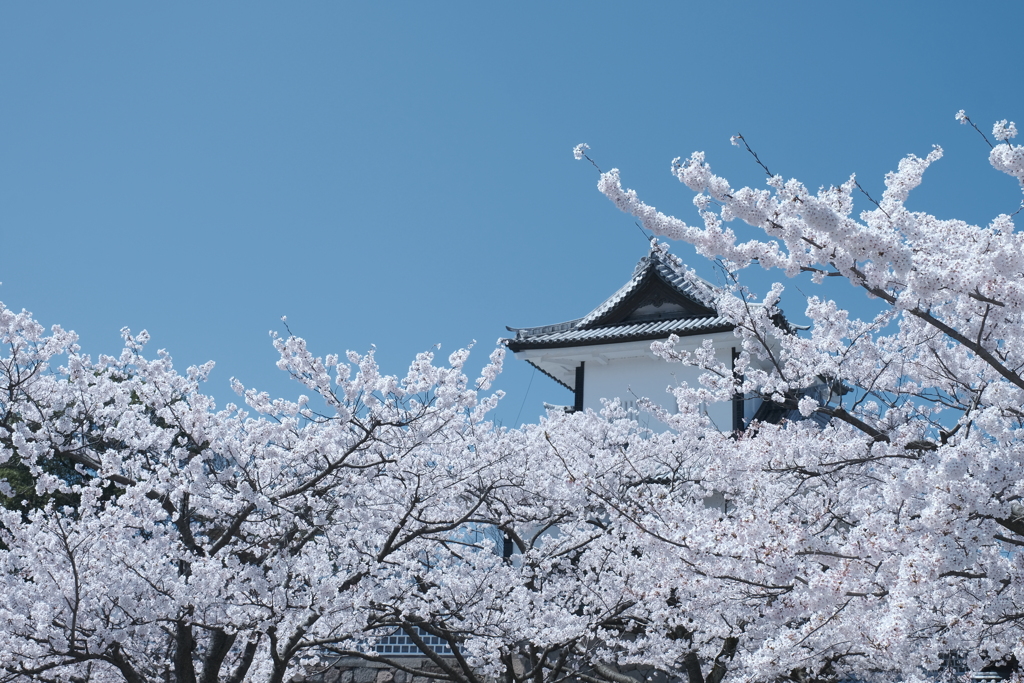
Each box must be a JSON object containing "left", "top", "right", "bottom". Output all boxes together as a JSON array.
[{"left": 505, "top": 246, "right": 732, "bottom": 352}]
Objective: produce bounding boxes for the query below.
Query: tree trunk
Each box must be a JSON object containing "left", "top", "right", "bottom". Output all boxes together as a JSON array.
[
  {"left": 175, "top": 620, "right": 198, "bottom": 683},
  {"left": 199, "top": 629, "right": 236, "bottom": 683}
]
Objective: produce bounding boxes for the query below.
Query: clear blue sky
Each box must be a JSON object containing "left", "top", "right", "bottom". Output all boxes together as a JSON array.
[{"left": 1, "top": 2, "right": 1022, "bottom": 426}]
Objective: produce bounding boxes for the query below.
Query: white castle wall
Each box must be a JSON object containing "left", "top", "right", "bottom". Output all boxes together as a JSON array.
[{"left": 516, "top": 331, "right": 764, "bottom": 430}]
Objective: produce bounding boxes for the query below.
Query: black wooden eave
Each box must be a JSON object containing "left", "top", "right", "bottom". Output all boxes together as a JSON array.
[{"left": 525, "top": 359, "right": 575, "bottom": 392}]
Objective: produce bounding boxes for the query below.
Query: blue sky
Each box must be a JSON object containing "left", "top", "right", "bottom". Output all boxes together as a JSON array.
[{"left": 1, "top": 2, "right": 1022, "bottom": 426}]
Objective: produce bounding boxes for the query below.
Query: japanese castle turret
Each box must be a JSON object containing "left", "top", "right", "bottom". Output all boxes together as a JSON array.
[{"left": 504, "top": 244, "right": 766, "bottom": 431}]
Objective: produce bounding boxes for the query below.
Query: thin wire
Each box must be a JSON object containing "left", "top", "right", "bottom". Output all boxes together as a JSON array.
[{"left": 514, "top": 366, "right": 536, "bottom": 427}]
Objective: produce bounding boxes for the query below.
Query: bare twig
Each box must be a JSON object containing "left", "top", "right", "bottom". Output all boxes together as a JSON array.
[
  {"left": 578, "top": 150, "right": 602, "bottom": 174},
  {"left": 854, "top": 180, "right": 890, "bottom": 218},
  {"left": 959, "top": 112, "right": 994, "bottom": 149},
  {"left": 733, "top": 133, "right": 773, "bottom": 177}
]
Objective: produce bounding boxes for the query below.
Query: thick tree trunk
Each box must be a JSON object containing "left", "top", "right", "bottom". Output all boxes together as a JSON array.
[
  {"left": 706, "top": 637, "right": 739, "bottom": 683},
  {"left": 107, "top": 642, "right": 147, "bottom": 683},
  {"left": 225, "top": 639, "right": 259, "bottom": 683},
  {"left": 175, "top": 620, "right": 198, "bottom": 683},
  {"left": 199, "top": 629, "right": 237, "bottom": 683},
  {"left": 682, "top": 652, "right": 704, "bottom": 683}
]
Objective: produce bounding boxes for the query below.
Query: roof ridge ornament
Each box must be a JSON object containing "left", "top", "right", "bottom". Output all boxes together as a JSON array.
[
  {"left": 632, "top": 255, "right": 651, "bottom": 276},
  {"left": 633, "top": 239, "right": 673, "bottom": 276}
]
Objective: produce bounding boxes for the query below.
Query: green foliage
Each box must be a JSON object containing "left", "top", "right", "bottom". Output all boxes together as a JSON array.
[{"left": 0, "top": 452, "right": 84, "bottom": 519}]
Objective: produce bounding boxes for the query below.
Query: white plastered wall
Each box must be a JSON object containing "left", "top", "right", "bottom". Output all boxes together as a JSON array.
[{"left": 515, "top": 332, "right": 767, "bottom": 431}]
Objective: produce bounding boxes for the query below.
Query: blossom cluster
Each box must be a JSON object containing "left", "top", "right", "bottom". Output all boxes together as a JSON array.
[{"left": 580, "top": 114, "right": 1024, "bottom": 679}]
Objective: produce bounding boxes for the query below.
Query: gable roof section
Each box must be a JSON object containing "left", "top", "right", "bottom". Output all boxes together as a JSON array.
[{"left": 504, "top": 246, "right": 733, "bottom": 352}]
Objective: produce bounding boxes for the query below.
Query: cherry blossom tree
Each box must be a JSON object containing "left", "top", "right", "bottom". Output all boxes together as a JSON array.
[
  {"left": 0, "top": 310, "right": 664, "bottom": 683},
  {"left": 557, "top": 111, "right": 1024, "bottom": 682},
  {"left": 0, "top": 310, "right": 534, "bottom": 683}
]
